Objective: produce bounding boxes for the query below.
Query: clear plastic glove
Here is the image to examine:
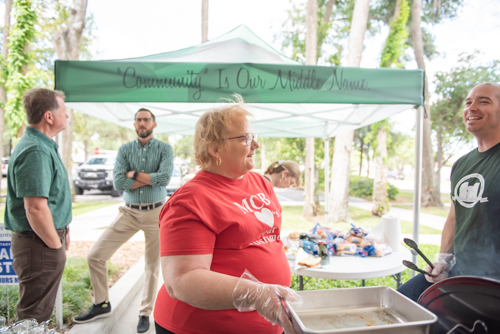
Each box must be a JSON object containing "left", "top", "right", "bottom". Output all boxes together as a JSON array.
[
  {"left": 425, "top": 253, "right": 456, "bottom": 283},
  {"left": 232, "top": 269, "right": 302, "bottom": 334}
]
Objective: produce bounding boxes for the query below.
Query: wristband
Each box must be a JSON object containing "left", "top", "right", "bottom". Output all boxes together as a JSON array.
[{"left": 132, "top": 171, "right": 139, "bottom": 180}]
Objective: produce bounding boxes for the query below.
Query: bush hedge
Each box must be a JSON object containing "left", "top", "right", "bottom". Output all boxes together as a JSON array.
[{"left": 350, "top": 175, "right": 399, "bottom": 201}]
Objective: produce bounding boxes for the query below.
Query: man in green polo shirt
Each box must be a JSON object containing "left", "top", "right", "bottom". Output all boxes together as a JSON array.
[
  {"left": 74, "top": 108, "right": 174, "bottom": 333},
  {"left": 4, "top": 88, "right": 71, "bottom": 322}
]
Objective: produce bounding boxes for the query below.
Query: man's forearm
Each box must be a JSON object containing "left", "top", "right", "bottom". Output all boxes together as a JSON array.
[
  {"left": 126, "top": 171, "right": 153, "bottom": 189},
  {"left": 130, "top": 179, "right": 149, "bottom": 189},
  {"left": 26, "top": 206, "right": 62, "bottom": 249},
  {"left": 135, "top": 172, "right": 152, "bottom": 185}
]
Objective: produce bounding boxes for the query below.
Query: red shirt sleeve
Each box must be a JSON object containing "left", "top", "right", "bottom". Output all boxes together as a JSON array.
[{"left": 159, "top": 200, "right": 216, "bottom": 256}]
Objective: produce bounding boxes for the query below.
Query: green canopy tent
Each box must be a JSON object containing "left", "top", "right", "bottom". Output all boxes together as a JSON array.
[{"left": 55, "top": 25, "right": 425, "bottom": 246}]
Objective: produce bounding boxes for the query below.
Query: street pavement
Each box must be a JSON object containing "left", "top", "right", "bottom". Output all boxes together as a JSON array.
[{"left": 69, "top": 189, "right": 445, "bottom": 333}]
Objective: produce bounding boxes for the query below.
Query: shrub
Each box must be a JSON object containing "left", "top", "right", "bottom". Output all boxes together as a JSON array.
[
  {"left": 350, "top": 175, "right": 399, "bottom": 201},
  {"left": 0, "top": 257, "right": 120, "bottom": 327}
]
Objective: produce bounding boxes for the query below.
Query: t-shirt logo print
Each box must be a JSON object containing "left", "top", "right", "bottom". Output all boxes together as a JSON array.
[
  {"left": 254, "top": 208, "right": 274, "bottom": 228},
  {"left": 452, "top": 173, "right": 489, "bottom": 208}
]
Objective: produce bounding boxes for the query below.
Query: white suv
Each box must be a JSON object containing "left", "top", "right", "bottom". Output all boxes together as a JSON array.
[{"left": 73, "top": 155, "right": 122, "bottom": 197}]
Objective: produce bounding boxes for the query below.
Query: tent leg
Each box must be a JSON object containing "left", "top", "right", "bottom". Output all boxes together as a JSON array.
[
  {"left": 324, "top": 130, "right": 329, "bottom": 227},
  {"left": 412, "top": 106, "right": 423, "bottom": 278}
]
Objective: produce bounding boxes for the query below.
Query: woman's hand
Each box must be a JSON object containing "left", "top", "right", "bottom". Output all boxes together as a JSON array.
[{"left": 233, "top": 270, "right": 302, "bottom": 334}]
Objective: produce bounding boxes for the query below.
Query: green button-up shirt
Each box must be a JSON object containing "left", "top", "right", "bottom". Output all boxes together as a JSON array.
[
  {"left": 113, "top": 137, "right": 174, "bottom": 204},
  {"left": 4, "top": 126, "right": 72, "bottom": 232}
]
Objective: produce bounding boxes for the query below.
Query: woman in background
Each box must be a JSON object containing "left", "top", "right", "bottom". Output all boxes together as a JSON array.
[{"left": 263, "top": 160, "right": 302, "bottom": 188}]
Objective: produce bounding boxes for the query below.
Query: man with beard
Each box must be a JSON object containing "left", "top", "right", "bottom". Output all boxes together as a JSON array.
[{"left": 74, "top": 108, "right": 174, "bottom": 333}]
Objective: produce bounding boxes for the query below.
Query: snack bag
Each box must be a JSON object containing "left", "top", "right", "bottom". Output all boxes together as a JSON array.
[
  {"left": 345, "top": 236, "right": 362, "bottom": 245},
  {"left": 356, "top": 247, "right": 368, "bottom": 257},
  {"left": 350, "top": 223, "right": 368, "bottom": 238},
  {"left": 311, "top": 223, "right": 335, "bottom": 255},
  {"left": 333, "top": 241, "right": 357, "bottom": 256},
  {"left": 373, "top": 242, "right": 392, "bottom": 257},
  {"left": 360, "top": 239, "right": 376, "bottom": 256}
]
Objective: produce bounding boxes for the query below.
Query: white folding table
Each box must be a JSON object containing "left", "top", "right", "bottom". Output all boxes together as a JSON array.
[{"left": 289, "top": 248, "right": 412, "bottom": 290}]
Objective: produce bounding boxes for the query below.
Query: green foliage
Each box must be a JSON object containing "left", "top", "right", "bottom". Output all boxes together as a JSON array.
[
  {"left": 173, "top": 135, "right": 194, "bottom": 162},
  {"left": 0, "top": 257, "right": 120, "bottom": 326},
  {"left": 372, "top": 0, "right": 464, "bottom": 61},
  {"left": 5, "top": 0, "right": 37, "bottom": 136},
  {"left": 281, "top": 205, "right": 441, "bottom": 234},
  {"left": 279, "top": 0, "right": 356, "bottom": 65},
  {"left": 379, "top": 0, "right": 409, "bottom": 68},
  {"left": 73, "top": 111, "right": 139, "bottom": 157},
  {"left": 431, "top": 52, "right": 500, "bottom": 164},
  {"left": 349, "top": 175, "right": 399, "bottom": 201}
]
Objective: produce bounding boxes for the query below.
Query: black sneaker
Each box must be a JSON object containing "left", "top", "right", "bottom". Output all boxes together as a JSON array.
[
  {"left": 137, "top": 315, "right": 150, "bottom": 333},
  {"left": 73, "top": 300, "right": 112, "bottom": 323}
]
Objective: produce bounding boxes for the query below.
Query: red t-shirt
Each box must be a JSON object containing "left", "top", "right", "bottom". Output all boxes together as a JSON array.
[{"left": 154, "top": 170, "right": 291, "bottom": 334}]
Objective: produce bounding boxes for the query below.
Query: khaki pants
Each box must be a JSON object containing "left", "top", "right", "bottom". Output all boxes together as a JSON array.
[
  {"left": 11, "top": 228, "right": 67, "bottom": 322},
  {"left": 87, "top": 203, "right": 162, "bottom": 316}
]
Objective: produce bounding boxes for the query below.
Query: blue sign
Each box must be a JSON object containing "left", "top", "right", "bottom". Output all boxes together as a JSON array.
[{"left": 0, "top": 224, "right": 18, "bottom": 285}]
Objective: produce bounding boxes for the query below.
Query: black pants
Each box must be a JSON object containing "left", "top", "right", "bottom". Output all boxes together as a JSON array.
[
  {"left": 11, "top": 228, "right": 67, "bottom": 322},
  {"left": 154, "top": 322, "right": 285, "bottom": 334},
  {"left": 155, "top": 322, "right": 176, "bottom": 334}
]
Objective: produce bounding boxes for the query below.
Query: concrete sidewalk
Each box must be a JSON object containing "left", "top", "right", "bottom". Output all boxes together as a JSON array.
[{"left": 68, "top": 195, "right": 445, "bottom": 333}]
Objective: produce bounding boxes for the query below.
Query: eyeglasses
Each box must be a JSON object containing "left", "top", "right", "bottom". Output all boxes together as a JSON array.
[
  {"left": 135, "top": 118, "right": 152, "bottom": 123},
  {"left": 227, "top": 133, "right": 257, "bottom": 146}
]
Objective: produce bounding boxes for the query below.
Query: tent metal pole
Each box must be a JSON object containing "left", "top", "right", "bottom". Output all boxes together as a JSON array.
[
  {"left": 324, "top": 123, "right": 329, "bottom": 227},
  {"left": 412, "top": 106, "right": 424, "bottom": 277}
]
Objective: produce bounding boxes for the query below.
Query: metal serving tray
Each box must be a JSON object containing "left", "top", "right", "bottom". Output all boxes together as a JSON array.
[{"left": 285, "top": 286, "right": 437, "bottom": 334}]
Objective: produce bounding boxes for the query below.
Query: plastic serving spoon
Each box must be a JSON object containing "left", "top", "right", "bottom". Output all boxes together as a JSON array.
[
  {"left": 403, "top": 238, "right": 434, "bottom": 270},
  {"left": 403, "top": 260, "right": 437, "bottom": 278}
]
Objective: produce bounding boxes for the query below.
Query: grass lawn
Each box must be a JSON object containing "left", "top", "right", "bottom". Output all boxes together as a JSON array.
[
  {"left": 393, "top": 189, "right": 451, "bottom": 204},
  {"left": 392, "top": 204, "right": 450, "bottom": 218},
  {"left": 71, "top": 201, "right": 118, "bottom": 217},
  {"left": 0, "top": 201, "right": 117, "bottom": 224},
  {"left": 281, "top": 205, "right": 442, "bottom": 234}
]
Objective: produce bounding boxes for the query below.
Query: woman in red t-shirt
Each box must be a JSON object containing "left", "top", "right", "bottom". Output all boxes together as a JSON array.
[{"left": 154, "top": 95, "right": 301, "bottom": 334}]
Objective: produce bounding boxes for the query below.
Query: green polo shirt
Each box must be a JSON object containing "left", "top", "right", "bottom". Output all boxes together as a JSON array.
[{"left": 4, "top": 126, "right": 72, "bottom": 232}]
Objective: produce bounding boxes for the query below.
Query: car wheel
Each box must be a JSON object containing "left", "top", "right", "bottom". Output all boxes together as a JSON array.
[
  {"left": 111, "top": 189, "right": 123, "bottom": 197},
  {"left": 74, "top": 186, "right": 84, "bottom": 195}
]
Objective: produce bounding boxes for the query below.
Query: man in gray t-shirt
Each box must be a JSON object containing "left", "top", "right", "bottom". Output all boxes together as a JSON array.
[{"left": 398, "top": 82, "right": 500, "bottom": 302}]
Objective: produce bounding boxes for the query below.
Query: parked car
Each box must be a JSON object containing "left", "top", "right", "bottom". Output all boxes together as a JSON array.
[
  {"left": 387, "top": 171, "right": 405, "bottom": 180},
  {"left": 1, "top": 158, "right": 8, "bottom": 177},
  {"left": 166, "top": 165, "right": 183, "bottom": 196},
  {"left": 73, "top": 155, "right": 123, "bottom": 197}
]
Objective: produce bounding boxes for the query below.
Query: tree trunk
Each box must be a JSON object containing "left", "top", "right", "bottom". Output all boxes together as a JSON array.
[
  {"left": 329, "top": 0, "right": 370, "bottom": 223},
  {"left": 372, "top": 127, "right": 389, "bottom": 215},
  {"left": 0, "top": 0, "right": 13, "bottom": 161},
  {"left": 435, "top": 124, "right": 444, "bottom": 200},
  {"left": 358, "top": 142, "right": 363, "bottom": 176},
  {"left": 52, "top": 0, "right": 88, "bottom": 201},
  {"left": 260, "top": 141, "right": 266, "bottom": 173},
  {"left": 412, "top": 0, "right": 442, "bottom": 207},
  {"left": 202, "top": 0, "right": 208, "bottom": 43},
  {"left": 303, "top": 0, "right": 318, "bottom": 217}
]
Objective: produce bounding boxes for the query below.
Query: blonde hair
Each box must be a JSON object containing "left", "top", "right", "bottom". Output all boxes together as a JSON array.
[
  {"left": 265, "top": 160, "right": 302, "bottom": 187},
  {"left": 193, "top": 94, "right": 252, "bottom": 169}
]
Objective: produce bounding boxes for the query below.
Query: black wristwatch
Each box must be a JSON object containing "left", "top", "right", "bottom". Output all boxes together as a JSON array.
[{"left": 132, "top": 171, "right": 139, "bottom": 180}]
